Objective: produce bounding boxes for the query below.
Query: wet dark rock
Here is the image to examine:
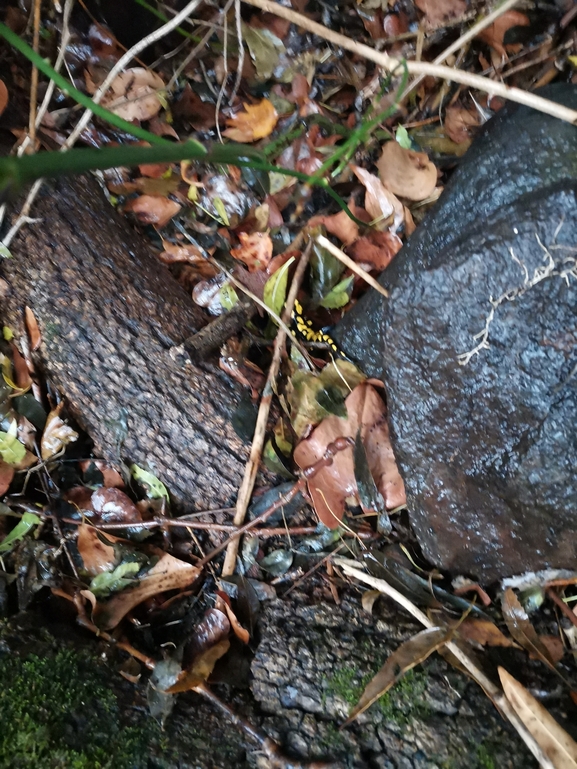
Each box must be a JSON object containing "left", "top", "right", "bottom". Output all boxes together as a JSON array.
[{"left": 333, "top": 84, "right": 577, "bottom": 581}]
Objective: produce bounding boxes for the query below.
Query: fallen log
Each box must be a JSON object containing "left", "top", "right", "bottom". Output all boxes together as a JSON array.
[{"left": 1, "top": 173, "right": 248, "bottom": 512}]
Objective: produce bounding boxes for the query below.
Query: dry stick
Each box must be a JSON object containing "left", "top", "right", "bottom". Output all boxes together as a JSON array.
[
  {"left": 220, "top": 241, "right": 313, "bottom": 576},
  {"left": 316, "top": 235, "right": 389, "bottom": 298},
  {"left": 27, "top": 0, "right": 42, "bottom": 146},
  {"left": 334, "top": 558, "right": 555, "bottom": 769},
  {"left": 241, "top": 0, "right": 577, "bottom": 125}
]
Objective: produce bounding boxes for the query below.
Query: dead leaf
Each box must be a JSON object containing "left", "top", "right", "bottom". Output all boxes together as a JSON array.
[
  {"left": 79, "top": 459, "right": 125, "bottom": 488},
  {"left": 348, "top": 231, "right": 402, "bottom": 272},
  {"left": 415, "top": 0, "right": 466, "bottom": 29},
  {"left": 501, "top": 588, "right": 558, "bottom": 673},
  {"left": 499, "top": 667, "right": 577, "bottom": 768},
  {"left": 0, "top": 78, "right": 8, "bottom": 118},
  {"left": 101, "top": 68, "right": 165, "bottom": 122},
  {"left": 93, "top": 547, "right": 200, "bottom": 630},
  {"left": 41, "top": 403, "right": 78, "bottom": 460},
  {"left": 167, "top": 639, "right": 231, "bottom": 693},
  {"left": 231, "top": 231, "right": 273, "bottom": 272},
  {"left": 24, "top": 306, "right": 41, "bottom": 351},
  {"left": 159, "top": 241, "right": 206, "bottom": 264},
  {"left": 478, "top": 11, "right": 530, "bottom": 58},
  {"left": 308, "top": 210, "right": 359, "bottom": 246},
  {"left": 0, "top": 460, "right": 14, "bottom": 495},
  {"left": 361, "top": 589, "right": 381, "bottom": 615},
  {"left": 458, "top": 618, "right": 520, "bottom": 648},
  {"left": 124, "top": 195, "right": 181, "bottom": 227},
  {"left": 77, "top": 524, "right": 118, "bottom": 577},
  {"left": 223, "top": 99, "right": 278, "bottom": 143},
  {"left": 91, "top": 487, "right": 142, "bottom": 524},
  {"left": 9, "top": 343, "right": 32, "bottom": 391},
  {"left": 376, "top": 141, "right": 438, "bottom": 202},
  {"left": 346, "top": 627, "right": 451, "bottom": 723},
  {"left": 293, "top": 383, "right": 406, "bottom": 528},
  {"left": 352, "top": 165, "right": 404, "bottom": 231},
  {"left": 444, "top": 105, "right": 480, "bottom": 146}
]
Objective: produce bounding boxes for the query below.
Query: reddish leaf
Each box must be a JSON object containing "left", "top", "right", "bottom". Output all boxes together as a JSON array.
[
  {"left": 308, "top": 210, "right": 359, "bottom": 246},
  {"left": 458, "top": 618, "right": 520, "bottom": 649},
  {"left": 293, "top": 383, "right": 405, "bottom": 528},
  {"left": 0, "top": 460, "right": 14, "bottom": 495},
  {"left": 415, "top": 0, "right": 466, "bottom": 29},
  {"left": 24, "top": 306, "right": 41, "bottom": 351},
  {"left": 125, "top": 195, "right": 181, "bottom": 227},
  {"left": 478, "top": 11, "right": 530, "bottom": 58},
  {"left": 348, "top": 231, "right": 402, "bottom": 272},
  {"left": 77, "top": 524, "right": 118, "bottom": 576},
  {"left": 91, "top": 487, "right": 142, "bottom": 524},
  {"left": 444, "top": 105, "right": 481, "bottom": 146},
  {"left": 0, "top": 78, "right": 9, "bottom": 118}
]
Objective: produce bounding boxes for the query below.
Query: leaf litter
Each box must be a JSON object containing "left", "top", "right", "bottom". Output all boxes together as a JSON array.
[{"left": 2, "top": 0, "right": 577, "bottom": 762}]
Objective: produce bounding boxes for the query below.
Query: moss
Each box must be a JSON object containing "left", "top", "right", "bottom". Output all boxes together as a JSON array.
[
  {"left": 474, "top": 742, "right": 497, "bottom": 769},
  {"left": 0, "top": 649, "right": 169, "bottom": 769},
  {"left": 324, "top": 663, "right": 431, "bottom": 725}
]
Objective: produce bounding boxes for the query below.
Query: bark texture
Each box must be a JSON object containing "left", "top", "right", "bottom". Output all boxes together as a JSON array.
[{"left": 1, "top": 174, "right": 248, "bottom": 511}]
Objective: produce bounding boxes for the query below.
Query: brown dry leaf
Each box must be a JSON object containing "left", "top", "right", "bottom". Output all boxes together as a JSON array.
[
  {"left": 167, "top": 639, "right": 231, "bottom": 693},
  {"left": 77, "top": 524, "right": 117, "bottom": 577},
  {"left": 502, "top": 588, "right": 558, "bottom": 673},
  {"left": 377, "top": 141, "right": 438, "bottom": 202},
  {"left": 159, "top": 241, "right": 206, "bottom": 264},
  {"left": 0, "top": 78, "right": 8, "bottom": 118},
  {"left": 361, "top": 589, "right": 381, "bottom": 615},
  {"left": 478, "top": 11, "right": 530, "bottom": 58},
  {"left": 444, "top": 105, "right": 480, "bottom": 146},
  {"left": 348, "top": 231, "right": 402, "bottom": 272},
  {"left": 93, "top": 547, "right": 200, "bottom": 630},
  {"left": 24, "top": 306, "right": 41, "bottom": 351},
  {"left": 219, "top": 599, "right": 250, "bottom": 644},
  {"left": 9, "top": 342, "right": 32, "bottom": 392},
  {"left": 415, "top": 0, "right": 466, "bottom": 29},
  {"left": 293, "top": 383, "right": 406, "bottom": 528},
  {"left": 41, "top": 403, "right": 79, "bottom": 460},
  {"left": 0, "top": 460, "right": 14, "bottom": 496},
  {"left": 499, "top": 667, "right": 577, "bottom": 767},
  {"left": 223, "top": 99, "right": 278, "bottom": 142},
  {"left": 308, "top": 210, "right": 359, "bottom": 246},
  {"left": 458, "top": 618, "right": 520, "bottom": 648},
  {"left": 125, "top": 195, "right": 181, "bottom": 227},
  {"left": 352, "top": 165, "right": 404, "bottom": 231},
  {"left": 101, "top": 68, "right": 165, "bottom": 122},
  {"left": 231, "top": 231, "right": 273, "bottom": 272},
  {"left": 346, "top": 627, "right": 451, "bottom": 724}
]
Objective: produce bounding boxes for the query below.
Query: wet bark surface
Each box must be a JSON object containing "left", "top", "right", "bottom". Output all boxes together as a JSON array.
[
  {"left": 333, "top": 84, "right": 577, "bottom": 581},
  {"left": 0, "top": 174, "right": 248, "bottom": 513}
]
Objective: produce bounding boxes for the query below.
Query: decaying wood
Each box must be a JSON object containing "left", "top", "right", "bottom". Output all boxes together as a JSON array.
[{"left": 0, "top": 174, "right": 248, "bottom": 511}]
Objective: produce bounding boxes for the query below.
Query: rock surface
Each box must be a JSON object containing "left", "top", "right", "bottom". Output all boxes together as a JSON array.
[{"left": 333, "top": 84, "right": 577, "bottom": 581}]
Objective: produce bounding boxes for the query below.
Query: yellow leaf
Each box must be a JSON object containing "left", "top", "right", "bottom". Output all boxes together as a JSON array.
[{"left": 223, "top": 99, "right": 278, "bottom": 143}]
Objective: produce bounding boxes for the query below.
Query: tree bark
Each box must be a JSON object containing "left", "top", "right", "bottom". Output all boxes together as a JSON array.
[{"left": 0, "top": 175, "right": 248, "bottom": 512}]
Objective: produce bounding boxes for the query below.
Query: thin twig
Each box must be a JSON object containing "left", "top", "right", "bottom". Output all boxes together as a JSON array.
[
  {"left": 27, "top": 0, "right": 42, "bottom": 146},
  {"left": 240, "top": 0, "right": 577, "bottom": 125},
  {"left": 334, "top": 558, "right": 555, "bottom": 769},
  {"left": 316, "top": 235, "right": 389, "bottom": 298},
  {"left": 220, "top": 241, "right": 313, "bottom": 576}
]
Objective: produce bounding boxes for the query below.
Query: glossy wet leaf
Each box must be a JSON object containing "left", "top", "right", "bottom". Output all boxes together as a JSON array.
[
  {"left": 319, "top": 275, "right": 354, "bottom": 309},
  {"left": 309, "top": 237, "right": 345, "bottom": 304},
  {"left": 147, "top": 658, "right": 181, "bottom": 725},
  {"left": 0, "top": 512, "right": 41, "bottom": 553},
  {"left": 354, "top": 428, "right": 387, "bottom": 520},
  {"left": 346, "top": 627, "right": 451, "bottom": 724},
  {"left": 167, "top": 639, "right": 231, "bottom": 693},
  {"left": 499, "top": 667, "right": 577, "bottom": 768},
  {"left": 249, "top": 481, "right": 306, "bottom": 526},
  {"left": 131, "top": 464, "right": 169, "bottom": 500},
  {"left": 315, "top": 385, "right": 347, "bottom": 418},
  {"left": 263, "top": 256, "right": 294, "bottom": 317},
  {"left": 259, "top": 548, "right": 293, "bottom": 576}
]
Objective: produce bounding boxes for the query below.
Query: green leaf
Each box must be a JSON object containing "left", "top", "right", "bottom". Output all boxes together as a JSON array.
[
  {"left": 320, "top": 274, "right": 354, "bottom": 309},
  {"left": 0, "top": 244, "right": 11, "bottom": 259},
  {"left": 130, "top": 464, "right": 169, "bottom": 500},
  {"left": 0, "top": 421, "right": 26, "bottom": 466},
  {"left": 219, "top": 283, "right": 239, "bottom": 311},
  {"left": 310, "top": 236, "right": 345, "bottom": 304},
  {"left": 2, "top": 327, "right": 13, "bottom": 341},
  {"left": 395, "top": 124, "right": 412, "bottom": 150},
  {"left": 241, "top": 23, "right": 286, "bottom": 81},
  {"left": 263, "top": 257, "right": 295, "bottom": 318},
  {"left": 89, "top": 561, "right": 141, "bottom": 599},
  {"left": 0, "top": 512, "right": 41, "bottom": 553},
  {"left": 212, "top": 196, "right": 230, "bottom": 226}
]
